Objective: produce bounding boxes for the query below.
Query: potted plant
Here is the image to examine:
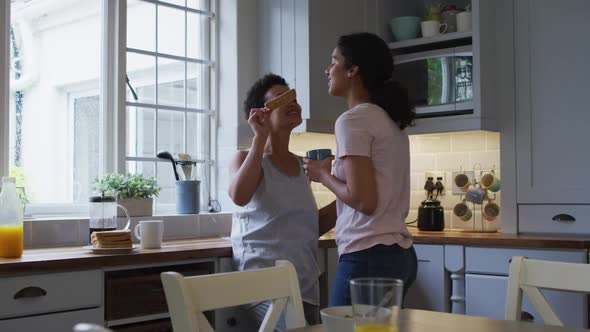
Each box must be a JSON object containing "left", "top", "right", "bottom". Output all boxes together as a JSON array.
[{"left": 93, "top": 173, "right": 161, "bottom": 217}]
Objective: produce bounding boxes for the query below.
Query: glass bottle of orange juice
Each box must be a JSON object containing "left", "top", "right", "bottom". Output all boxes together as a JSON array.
[{"left": 0, "top": 177, "right": 24, "bottom": 258}]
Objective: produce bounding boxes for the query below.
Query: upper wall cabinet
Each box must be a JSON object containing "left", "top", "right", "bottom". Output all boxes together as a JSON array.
[
  {"left": 514, "top": 0, "right": 590, "bottom": 204},
  {"left": 258, "top": 0, "right": 402, "bottom": 133},
  {"left": 387, "top": 0, "right": 510, "bottom": 135},
  {"left": 259, "top": 0, "right": 510, "bottom": 134}
]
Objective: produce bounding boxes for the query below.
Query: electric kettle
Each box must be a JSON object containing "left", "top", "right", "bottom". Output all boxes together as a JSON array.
[{"left": 417, "top": 199, "right": 445, "bottom": 231}]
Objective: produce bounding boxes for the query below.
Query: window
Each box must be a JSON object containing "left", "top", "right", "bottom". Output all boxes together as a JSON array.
[
  {"left": 1, "top": 0, "right": 217, "bottom": 216},
  {"left": 125, "top": 0, "right": 215, "bottom": 213}
]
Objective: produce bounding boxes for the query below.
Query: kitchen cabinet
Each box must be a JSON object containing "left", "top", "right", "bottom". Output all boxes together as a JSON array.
[
  {"left": 464, "top": 246, "right": 588, "bottom": 328},
  {"left": 405, "top": 244, "right": 448, "bottom": 312},
  {"left": 514, "top": 0, "right": 590, "bottom": 205},
  {"left": 258, "top": 0, "right": 399, "bottom": 133},
  {"left": 0, "top": 270, "right": 103, "bottom": 329}
]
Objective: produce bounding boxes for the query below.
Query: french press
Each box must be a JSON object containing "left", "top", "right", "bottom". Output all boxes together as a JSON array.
[{"left": 88, "top": 195, "right": 131, "bottom": 242}]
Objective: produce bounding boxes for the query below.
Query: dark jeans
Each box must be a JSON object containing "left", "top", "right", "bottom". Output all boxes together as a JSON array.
[{"left": 330, "top": 243, "right": 418, "bottom": 306}]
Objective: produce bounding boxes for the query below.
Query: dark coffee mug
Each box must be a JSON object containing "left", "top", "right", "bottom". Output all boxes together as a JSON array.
[{"left": 306, "top": 149, "right": 332, "bottom": 161}]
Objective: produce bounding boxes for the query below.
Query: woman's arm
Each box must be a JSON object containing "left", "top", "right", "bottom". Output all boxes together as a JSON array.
[
  {"left": 320, "top": 156, "right": 377, "bottom": 215},
  {"left": 318, "top": 200, "right": 337, "bottom": 236},
  {"left": 227, "top": 137, "right": 266, "bottom": 206},
  {"left": 227, "top": 108, "right": 270, "bottom": 206}
]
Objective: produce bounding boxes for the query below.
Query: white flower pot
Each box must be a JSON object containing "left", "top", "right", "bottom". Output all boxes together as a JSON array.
[{"left": 117, "top": 197, "right": 154, "bottom": 217}]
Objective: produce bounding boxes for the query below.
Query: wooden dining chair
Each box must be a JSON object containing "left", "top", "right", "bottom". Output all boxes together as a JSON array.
[
  {"left": 505, "top": 256, "right": 590, "bottom": 326},
  {"left": 161, "top": 260, "right": 306, "bottom": 332}
]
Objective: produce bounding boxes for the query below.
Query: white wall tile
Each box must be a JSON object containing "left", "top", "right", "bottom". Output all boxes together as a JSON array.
[
  {"left": 411, "top": 154, "right": 436, "bottom": 172},
  {"left": 31, "top": 220, "right": 79, "bottom": 247},
  {"left": 436, "top": 152, "right": 470, "bottom": 171},
  {"left": 451, "top": 131, "right": 487, "bottom": 152},
  {"left": 486, "top": 131, "right": 500, "bottom": 150},
  {"left": 469, "top": 150, "right": 500, "bottom": 171},
  {"left": 413, "top": 134, "right": 452, "bottom": 153},
  {"left": 199, "top": 214, "right": 232, "bottom": 237}
]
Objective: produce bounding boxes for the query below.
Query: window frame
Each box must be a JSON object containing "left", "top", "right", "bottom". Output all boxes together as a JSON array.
[{"left": 0, "top": 0, "right": 218, "bottom": 217}]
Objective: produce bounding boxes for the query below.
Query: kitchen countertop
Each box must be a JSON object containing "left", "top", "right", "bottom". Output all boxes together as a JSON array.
[{"left": 2, "top": 230, "right": 590, "bottom": 275}]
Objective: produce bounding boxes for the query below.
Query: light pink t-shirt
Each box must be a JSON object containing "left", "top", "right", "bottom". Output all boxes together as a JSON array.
[{"left": 333, "top": 103, "right": 413, "bottom": 256}]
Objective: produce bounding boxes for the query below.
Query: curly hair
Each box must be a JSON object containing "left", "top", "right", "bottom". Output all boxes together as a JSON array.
[{"left": 242, "top": 73, "right": 289, "bottom": 120}]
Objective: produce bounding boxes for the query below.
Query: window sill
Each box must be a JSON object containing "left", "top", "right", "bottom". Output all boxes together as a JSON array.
[{"left": 24, "top": 212, "right": 232, "bottom": 249}]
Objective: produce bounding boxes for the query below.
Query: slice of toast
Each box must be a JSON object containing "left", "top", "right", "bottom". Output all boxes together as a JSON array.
[{"left": 264, "top": 89, "right": 296, "bottom": 110}]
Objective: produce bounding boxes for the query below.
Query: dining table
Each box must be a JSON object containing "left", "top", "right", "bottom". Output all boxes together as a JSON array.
[{"left": 287, "top": 309, "right": 589, "bottom": 332}]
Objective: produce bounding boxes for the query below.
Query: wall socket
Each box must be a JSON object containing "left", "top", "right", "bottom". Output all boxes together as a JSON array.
[
  {"left": 451, "top": 171, "right": 475, "bottom": 195},
  {"left": 425, "top": 171, "right": 445, "bottom": 196}
]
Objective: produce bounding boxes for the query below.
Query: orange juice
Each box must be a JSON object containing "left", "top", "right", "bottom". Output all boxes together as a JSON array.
[
  {"left": 0, "top": 225, "right": 23, "bottom": 258},
  {"left": 354, "top": 324, "right": 398, "bottom": 332}
]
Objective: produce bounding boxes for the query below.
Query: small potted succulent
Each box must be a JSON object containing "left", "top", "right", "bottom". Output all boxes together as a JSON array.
[{"left": 93, "top": 173, "right": 161, "bottom": 217}]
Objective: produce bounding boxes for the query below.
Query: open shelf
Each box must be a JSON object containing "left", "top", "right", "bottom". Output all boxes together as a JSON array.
[{"left": 388, "top": 30, "right": 472, "bottom": 51}]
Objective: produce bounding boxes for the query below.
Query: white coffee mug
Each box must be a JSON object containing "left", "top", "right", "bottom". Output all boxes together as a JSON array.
[
  {"left": 456, "top": 11, "right": 472, "bottom": 32},
  {"left": 134, "top": 220, "right": 163, "bottom": 249},
  {"left": 421, "top": 20, "right": 447, "bottom": 37}
]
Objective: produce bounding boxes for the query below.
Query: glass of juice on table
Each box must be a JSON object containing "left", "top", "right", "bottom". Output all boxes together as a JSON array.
[
  {"left": 350, "top": 278, "right": 403, "bottom": 332},
  {"left": 0, "top": 177, "right": 24, "bottom": 258}
]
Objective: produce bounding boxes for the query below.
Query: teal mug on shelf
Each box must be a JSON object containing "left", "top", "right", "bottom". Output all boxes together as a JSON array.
[{"left": 389, "top": 16, "right": 421, "bottom": 41}]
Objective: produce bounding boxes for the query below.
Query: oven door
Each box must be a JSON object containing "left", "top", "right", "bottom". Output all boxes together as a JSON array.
[{"left": 394, "top": 45, "right": 473, "bottom": 118}]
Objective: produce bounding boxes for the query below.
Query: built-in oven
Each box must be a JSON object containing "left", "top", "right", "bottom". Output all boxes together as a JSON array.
[{"left": 394, "top": 45, "right": 473, "bottom": 118}]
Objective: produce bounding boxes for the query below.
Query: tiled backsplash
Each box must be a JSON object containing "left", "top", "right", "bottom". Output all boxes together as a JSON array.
[
  {"left": 25, "top": 213, "right": 232, "bottom": 249},
  {"left": 290, "top": 130, "right": 501, "bottom": 230}
]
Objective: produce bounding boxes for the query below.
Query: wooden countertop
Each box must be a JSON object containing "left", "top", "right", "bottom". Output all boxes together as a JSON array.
[
  {"left": 2, "top": 230, "right": 590, "bottom": 275},
  {"left": 319, "top": 229, "right": 590, "bottom": 250},
  {"left": 0, "top": 237, "right": 233, "bottom": 276}
]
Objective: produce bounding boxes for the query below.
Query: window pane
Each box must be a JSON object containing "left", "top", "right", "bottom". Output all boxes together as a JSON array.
[
  {"left": 187, "top": 0, "right": 208, "bottom": 11},
  {"left": 157, "top": 110, "right": 185, "bottom": 154},
  {"left": 156, "top": 161, "right": 175, "bottom": 207},
  {"left": 74, "top": 96, "right": 101, "bottom": 203},
  {"left": 187, "top": 63, "right": 209, "bottom": 109},
  {"left": 186, "top": 112, "right": 207, "bottom": 159},
  {"left": 9, "top": 0, "right": 102, "bottom": 204},
  {"left": 127, "top": 53, "right": 156, "bottom": 104},
  {"left": 187, "top": 12, "right": 207, "bottom": 60},
  {"left": 157, "top": 5, "right": 185, "bottom": 56},
  {"left": 158, "top": 58, "right": 185, "bottom": 108},
  {"left": 127, "top": 0, "right": 156, "bottom": 52},
  {"left": 127, "top": 107, "right": 156, "bottom": 158},
  {"left": 126, "top": 161, "right": 156, "bottom": 178}
]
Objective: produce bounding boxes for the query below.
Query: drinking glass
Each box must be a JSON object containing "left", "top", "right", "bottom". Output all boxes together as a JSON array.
[{"left": 350, "top": 278, "right": 403, "bottom": 332}]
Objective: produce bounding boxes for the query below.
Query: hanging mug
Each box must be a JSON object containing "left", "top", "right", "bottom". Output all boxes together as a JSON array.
[
  {"left": 480, "top": 171, "right": 501, "bottom": 192},
  {"left": 454, "top": 173, "right": 471, "bottom": 192},
  {"left": 453, "top": 201, "right": 472, "bottom": 222},
  {"left": 483, "top": 201, "right": 501, "bottom": 221},
  {"left": 465, "top": 187, "right": 488, "bottom": 204}
]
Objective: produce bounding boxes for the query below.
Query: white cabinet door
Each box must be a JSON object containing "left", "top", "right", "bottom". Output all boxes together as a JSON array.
[
  {"left": 466, "top": 274, "right": 586, "bottom": 328},
  {"left": 515, "top": 0, "right": 590, "bottom": 204},
  {"left": 0, "top": 308, "right": 103, "bottom": 331},
  {"left": 405, "top": 245, "right": 448, "bottom": 312}
]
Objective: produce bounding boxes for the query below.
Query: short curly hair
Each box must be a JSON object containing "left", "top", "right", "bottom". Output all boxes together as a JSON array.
[{"left": 242, "top": 73, "right": 289, "bottom": 120}]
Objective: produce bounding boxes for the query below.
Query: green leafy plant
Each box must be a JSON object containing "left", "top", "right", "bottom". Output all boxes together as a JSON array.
[{"left": 93, "top": 173, "right": 161, "bottom": 199}]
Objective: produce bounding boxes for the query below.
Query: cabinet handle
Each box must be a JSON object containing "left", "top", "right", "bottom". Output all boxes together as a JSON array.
[
  {"left": 552, "top": 214, "right": 576, "bottom": 222},
  {"left": 418, "top": 259, "right": 431, "bottom": 263},
  {"left": 13, "top": 286, "right": 47, "bottom": 299},
  {"left": 226, "top": 317, "right": 237, "bottom": 326},
  {"left": 521, "top": 311, "right": 535, "bottom": 322}
]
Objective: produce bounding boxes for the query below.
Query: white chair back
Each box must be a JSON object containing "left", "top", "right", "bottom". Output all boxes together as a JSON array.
[
  {"left": 505, "top": 256, "right": 590, "bottom": 326},
  {"left": 161, "top": 260, "right": 306, "bottom": 332}
]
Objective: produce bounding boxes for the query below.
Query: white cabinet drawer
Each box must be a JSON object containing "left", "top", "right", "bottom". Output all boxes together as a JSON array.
[
  {"left": 0, "top": 270, "right": 102, "bottom": 319},
  {"left": 465, "top": 247, "right": 586, "bottom": 275},
  {"left": 519, "top": 205, "right": 590, "bottom": 235},
  {"left": 0, "top": 308, "right": 103, "bottom": 331}
]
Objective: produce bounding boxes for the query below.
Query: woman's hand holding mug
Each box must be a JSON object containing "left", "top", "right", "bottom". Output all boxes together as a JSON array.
[{"left": 303, "top": 153, "right": 334, "bottom": 183}]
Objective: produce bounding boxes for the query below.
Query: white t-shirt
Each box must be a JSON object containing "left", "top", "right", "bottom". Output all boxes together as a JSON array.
[{"left": 333, "top": 103, "right": 413, "bottom": 256}]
